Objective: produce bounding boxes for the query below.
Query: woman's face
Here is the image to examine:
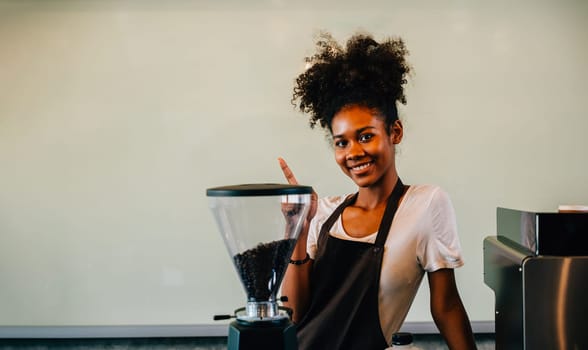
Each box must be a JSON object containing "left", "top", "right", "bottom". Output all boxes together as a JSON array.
[{"left": 330, "top": 105, "right": 402, "bottom": 188}]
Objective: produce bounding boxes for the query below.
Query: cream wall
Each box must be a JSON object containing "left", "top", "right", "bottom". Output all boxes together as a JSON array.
[{"left": 1, "top": 0, "right": 587, "bottom": 330}]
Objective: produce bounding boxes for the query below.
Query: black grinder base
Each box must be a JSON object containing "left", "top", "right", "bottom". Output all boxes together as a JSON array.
[{"left": 227, "top": 317, "right": 298, "bottom": 350}]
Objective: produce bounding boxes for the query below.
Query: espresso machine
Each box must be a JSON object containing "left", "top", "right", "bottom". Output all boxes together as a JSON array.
[
  {"left": 484, "top": 207, "right": 588, "bottom": 350},
  {"left": 207, "top": 183, "right": 313, "bottom": 350}
]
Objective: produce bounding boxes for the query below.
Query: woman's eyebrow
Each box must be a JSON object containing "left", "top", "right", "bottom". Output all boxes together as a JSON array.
[
  {"left": 356, "top": 126, "right": 376, "bottom": 134},
  {"left": 332, "top": 126, "right": 376, "bottom": 139}
]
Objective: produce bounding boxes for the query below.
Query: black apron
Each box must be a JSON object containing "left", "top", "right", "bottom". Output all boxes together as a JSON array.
[{"left": 297, "top": 179, "right": 406, "bottom": 350}]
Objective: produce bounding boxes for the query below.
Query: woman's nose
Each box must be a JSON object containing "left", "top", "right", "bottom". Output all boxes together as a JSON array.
[{"left": 346, "top": 141, "right": 365, "bottom": 160}]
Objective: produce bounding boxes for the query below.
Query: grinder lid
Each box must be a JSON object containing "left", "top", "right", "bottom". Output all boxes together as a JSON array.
[{"left": 207, "top": 183, "right": 313, "bottom": 197}]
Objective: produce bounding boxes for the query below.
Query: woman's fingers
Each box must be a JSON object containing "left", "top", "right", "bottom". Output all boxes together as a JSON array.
[
  {"left": 278, "top": 157, "right": 318, "bottom": 220},
  {"left": 278, "top": 157, "right": 299, "bottom": 185}
]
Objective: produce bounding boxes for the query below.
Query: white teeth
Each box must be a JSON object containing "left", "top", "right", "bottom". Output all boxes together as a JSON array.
[{"left": 352, "top": 163, "right": 372, "bottom": 171}]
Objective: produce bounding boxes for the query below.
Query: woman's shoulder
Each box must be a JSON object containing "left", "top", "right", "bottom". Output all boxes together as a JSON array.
[
  {"left": 315, "top": 193, "right": 358, "bottom": 219},
  {"left": 308, "top": 195, "right": 349, "bottom": 235},
  {"left": 406, "top": 183, "right": 446, "bottom": 197},
  {"left": 404, "top": 184, "right": 452, "bottom": 208},
  {"left": 317, "top": 194, "right": 347, "bottom": 211}
]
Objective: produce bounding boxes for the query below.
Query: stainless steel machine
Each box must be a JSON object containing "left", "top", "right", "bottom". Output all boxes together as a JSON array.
[{"left": 484, "top": 207, "right": 588, "bottom": 350}]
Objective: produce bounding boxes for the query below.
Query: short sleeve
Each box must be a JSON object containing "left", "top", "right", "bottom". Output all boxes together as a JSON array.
[{"left": 419, "top": 187, "right": 464, "bottom": 272}]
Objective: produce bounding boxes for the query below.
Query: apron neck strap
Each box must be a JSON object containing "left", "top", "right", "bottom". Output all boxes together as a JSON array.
[
  {"left": 374, "top": 178, "right": 405, "bottom": 247},
  {"left": 319, "top": 192, "right": 358, "bottom": 237}
]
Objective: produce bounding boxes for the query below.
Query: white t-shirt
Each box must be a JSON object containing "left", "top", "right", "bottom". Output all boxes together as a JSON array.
[{"left": 306, "top": 184, "right": 464, "bottom": 341}]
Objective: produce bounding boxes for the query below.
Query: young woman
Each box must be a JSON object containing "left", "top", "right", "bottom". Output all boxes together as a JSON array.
[{"left": 279, "top": 32, "right": 477, "bottom": 350}]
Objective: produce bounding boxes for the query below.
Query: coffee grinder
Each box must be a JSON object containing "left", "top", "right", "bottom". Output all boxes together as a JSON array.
[{"left": 207, "top": 183, "right": 313, "bottom": 350}]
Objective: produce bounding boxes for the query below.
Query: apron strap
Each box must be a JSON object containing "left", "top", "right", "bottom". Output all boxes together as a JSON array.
[
  {"left": 374, "top": 178, "right": 405, "bottom": 247},
  {"left": 318, "top": 192, "right": 358, "bottom": 239}
]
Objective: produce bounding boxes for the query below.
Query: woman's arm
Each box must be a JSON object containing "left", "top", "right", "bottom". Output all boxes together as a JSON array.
[
  {"left": 281, "top": 222, "right": 313, "bottom": 323},
  {"left": 428, "top": 268, "right": 477, "bottom": 350},
  {"left": 278, "top": 157, "right": 317, "bottom": 323}
]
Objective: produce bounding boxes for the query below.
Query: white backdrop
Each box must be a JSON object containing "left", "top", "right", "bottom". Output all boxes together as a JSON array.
[{"left": 1, "top": 0, "right": 587, "bottom": 331}]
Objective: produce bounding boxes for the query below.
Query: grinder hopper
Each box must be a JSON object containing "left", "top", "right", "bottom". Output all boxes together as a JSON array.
[{"left": 207, "top": 183, "right": 313, "bottom": 321}]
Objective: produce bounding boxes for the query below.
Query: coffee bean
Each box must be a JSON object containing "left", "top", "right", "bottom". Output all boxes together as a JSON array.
[{"left": 233, "top": 239, "right": 296, "bottom": 301}]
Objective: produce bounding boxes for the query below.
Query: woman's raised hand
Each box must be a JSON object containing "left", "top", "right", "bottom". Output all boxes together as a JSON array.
[{"left": 278, "top": 157, "right": 317, "bottom": 221}]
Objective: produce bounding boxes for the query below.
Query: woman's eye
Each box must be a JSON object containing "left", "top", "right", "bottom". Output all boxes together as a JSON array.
[
  {"left": 359, "top": 134, "right": 373, "bottom": 142},
  {"left": 334, "top": 140, "right": 347, "bottom": 148}
]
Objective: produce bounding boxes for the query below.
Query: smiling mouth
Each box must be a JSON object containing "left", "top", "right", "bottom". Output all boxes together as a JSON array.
[{"left": 349, "top": 161, "right": 374, "bottom": 172}]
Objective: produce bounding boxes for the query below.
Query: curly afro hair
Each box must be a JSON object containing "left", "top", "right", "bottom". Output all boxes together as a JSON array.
[{"left": 292, "top": 31, "right": 411, "bottom": 133}]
